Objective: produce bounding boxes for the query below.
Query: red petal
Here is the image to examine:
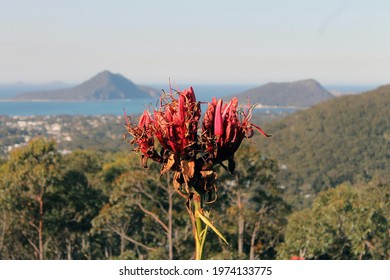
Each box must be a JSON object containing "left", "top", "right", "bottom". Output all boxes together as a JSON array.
[
  {"left": 214, "top": 99, "right": 223, "bottom": 136},
  {"left": 251, "top": 123, "right": 271, "bottom": 137}
]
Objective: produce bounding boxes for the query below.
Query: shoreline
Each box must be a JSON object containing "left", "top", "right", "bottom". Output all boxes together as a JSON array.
[
  {"left": 0, "top": 98, "right": 307, "bottom": 109},
  {"left": 0, "top": 98, "right": 155, "bottom": 103},
  {"left": 254, "top": 104, "right": 307, "bottom": 110}
]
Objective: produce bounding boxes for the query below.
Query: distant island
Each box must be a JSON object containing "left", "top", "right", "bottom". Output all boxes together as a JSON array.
[
  {"left": 13, "top": 70, "right": 159, "bottom": 101},
  {"left": 228, "top": 79, "right": 334, "bottom": 108},
  {"left": 13, "top": 74, "right": 335, "bottom": 107}
]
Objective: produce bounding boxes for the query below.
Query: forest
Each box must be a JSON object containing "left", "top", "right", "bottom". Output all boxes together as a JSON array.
[
  {"left": 0, "top": 137, "right": 388, "bottom": 260},
  {"left": 262, "top": 85, "right": 390, "bottom": 209}
]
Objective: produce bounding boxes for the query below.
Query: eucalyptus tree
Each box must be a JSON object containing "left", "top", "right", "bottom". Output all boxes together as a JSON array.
[
  {"left": 214, "top": 143, "right": 290, "bottom": 259},
  {"left": 277, "top": 182, "right": 389, "bottom": 260},
  {"left": 92, "top": 153, "right": 192, "bottom": 259},
  {"left": 0, "top": 138, "right": 62, "bottom": 259}
]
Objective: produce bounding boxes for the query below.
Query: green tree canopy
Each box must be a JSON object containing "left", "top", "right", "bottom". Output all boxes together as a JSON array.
[
  {"left": 277, "top": 180, "right": 389, "bottom": 259},
  {"left": 0, "top": 137, "right": 62, "bottom": 259}
]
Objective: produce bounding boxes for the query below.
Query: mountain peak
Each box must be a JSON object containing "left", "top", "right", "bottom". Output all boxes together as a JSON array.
[
  {"left": 92, "top": 70, "right": 119, "bottom": 80},
  {"left": 99, "top": 69, "right": 113, "bottom": 75},
  {"left": 96, "top": 70, "right": 112, "bottom": 77},
  {"left": 233, "top": 79, "right": 333, "bottom": 107},
  {"left": 79, "top": 70, "right": 133, "bottom": 90},
  {"left": 265, "top": 79, "right": 323, "bottom": 88},
  {"left": 14, "top": 71, "right": 158, "bottom": 101}
]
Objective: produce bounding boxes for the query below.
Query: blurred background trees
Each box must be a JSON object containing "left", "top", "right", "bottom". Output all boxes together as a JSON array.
[
  {"left": 277, "top": 181, "right": 389, "bottom": 260},
  {"left": 0, "top": 137, "right": 388, "bottom": 259}
]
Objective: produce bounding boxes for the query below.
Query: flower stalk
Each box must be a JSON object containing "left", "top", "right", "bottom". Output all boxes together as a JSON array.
[
  {"left": 193, "top": 194, "right": 204, "bottom": 260},
  {"left": 124, "top": 86, "right": 269, "bottom": 259}
]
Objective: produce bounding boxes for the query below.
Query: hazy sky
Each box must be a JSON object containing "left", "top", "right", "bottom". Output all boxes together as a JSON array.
[{"left": 1, "top": 0, "right": 389, "bottom": 84}]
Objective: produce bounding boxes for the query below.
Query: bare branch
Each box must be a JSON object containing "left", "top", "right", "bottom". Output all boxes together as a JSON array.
[
  {"left": 135, "top": 187, "right": 167, "bottom": 214},
  {"left": 27, "top": 238, "right": 39, "bottom": 257},
  {"left": 29, "top": 221, "right": 39, "bottom": 231},
  {"left": 110, "top": 228, "right": 156, "bottom": 252},
  {"left": 136, "top": 200, "right": 169, "bottom": 233}
]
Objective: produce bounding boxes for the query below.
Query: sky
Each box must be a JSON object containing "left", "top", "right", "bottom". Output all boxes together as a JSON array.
[{"left": 1, "top": 0, "right": 389, "bottom": 85}]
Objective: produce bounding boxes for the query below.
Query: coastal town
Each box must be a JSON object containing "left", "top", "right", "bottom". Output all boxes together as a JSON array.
[{"left": 0, "top": 115, "right": 124, "bottom": 157}]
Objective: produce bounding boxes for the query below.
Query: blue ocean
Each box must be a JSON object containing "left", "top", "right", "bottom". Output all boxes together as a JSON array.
[
  {"left": 0, "top": 99, "right": 155, "bottom": 116},
  {"left": 0, "top": 84, "right": 376, "bottom": 116}
]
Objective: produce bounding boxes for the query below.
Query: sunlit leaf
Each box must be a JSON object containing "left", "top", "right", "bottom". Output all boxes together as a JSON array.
[
  {"left": 181, "top": 160, "right": 195, "bottom": 181},
  {"left": 195, "top": 209, "right": 228, "bottom": 244},
  {"left": 161, "top": 153, "right": 175, "bottom": 175}
]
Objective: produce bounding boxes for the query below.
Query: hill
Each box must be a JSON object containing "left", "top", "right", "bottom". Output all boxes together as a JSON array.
[
  {"left": 231, "top": 79, "right": 334, "bottom": 107},
  {"left": 14, "top": 70, "right": 159, "bottom": 100},
  {"left": 259, "top": 84, "right": 390, "bottom": 207}
]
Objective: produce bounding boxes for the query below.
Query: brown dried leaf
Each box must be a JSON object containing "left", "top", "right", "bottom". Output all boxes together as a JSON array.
[
  {"left": 200, "top": 170, "right": 217, "bottom": 193},
  {"left": 200, "top": 170, "right": 214, "bottom": 179},
  {"left": 173, "top": 171, "right": 182, "bottom": 190},
  {"left": 161, "top": 153, "right": 175, "bottom": 175},
  {"left": 181, "top": 160, "right": 195, "bottom": 181},
  {"left": 173, "top": 171, "right": 189, "bottom": 199},
  {"left": 141, "top": 155, "right": 148, "bottom": 168}
]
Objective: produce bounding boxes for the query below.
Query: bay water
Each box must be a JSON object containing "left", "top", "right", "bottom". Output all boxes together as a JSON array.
[{"left": 0, "top": 84, "right": 376, "bottom": 116}]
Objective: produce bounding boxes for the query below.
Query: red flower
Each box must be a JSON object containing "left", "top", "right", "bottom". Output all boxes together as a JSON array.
[
  {"left": 153, "top": 87, "right": 200, "bottom": 157},
  {"left": 124, "top": 110, "right": 162, "bottom": 167},
  {"left": 202, "top": 97, "right": 270, "bottom": 164},
  {"left": 125, "top": 110, "right": 153, "bottom": 154},
  {"left": 125, "top": 86, "right": 269, "bottom": 171}
]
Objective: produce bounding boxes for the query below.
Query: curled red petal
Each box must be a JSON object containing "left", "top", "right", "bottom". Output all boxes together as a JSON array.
[
  {"left": 222, "top": 100, "right": 232, "bottom": 121},
  {"left": 214, "top": 99, "right": 223, "bottom": 136},
  {"left": 188, "top": 86, "right": 196, "bottom": 103},
  {"left": 123, "top": 109, "right": 131, "bottom": 127},
  {"left": 251, "top": 123, "right": 271, "bottom": 137},
  {"left": 138, "top": 110, "right": 150, "bottom": 127},
  {"left": 202, "top": 102, "right": 215, "bottom": 131},
  {"left": 178, "top": 95, "right": 185, "bottom": 122}
]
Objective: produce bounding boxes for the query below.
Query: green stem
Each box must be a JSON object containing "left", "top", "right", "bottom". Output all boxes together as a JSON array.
[
  {"left": 199, "top": 224, "right": 208, "bottom": 259},
  {"left": 193, "top": 194, "right": 204, "bottom": 260}
]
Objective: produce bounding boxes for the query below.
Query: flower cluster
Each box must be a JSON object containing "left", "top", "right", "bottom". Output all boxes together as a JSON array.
[
  {"left": 124, "top": 109, "right": 162, "bottom": 168},
  {"left": 124, "top": 86, "right": 269, "bottom": 197},
  {"left": 153, "top": 87, "right": 200, "bottom": 157},
  {"left": 202, "top": 96, "right": 270, "bottom": 168},
  {"left": 125, "top": 86, "right": 269, "bottom": 171}
]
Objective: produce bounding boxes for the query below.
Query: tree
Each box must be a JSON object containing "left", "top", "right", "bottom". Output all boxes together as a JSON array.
[
  {"left": 212, "top": 143, "right": 290, "bottom": 259},
  {"left": 0, "top": 138, "right": 62, "bottom": 259},
  {"left": 45, "top": 169, "right": 106, "bottom": 259},
  {"left": 277, "top": 181, "right": 389, "bottom": 259},
  {"left": 92, "top": 153, "right": 193, "bottom": 260}
]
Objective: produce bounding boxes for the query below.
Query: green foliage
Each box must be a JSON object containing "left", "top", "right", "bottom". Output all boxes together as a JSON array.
[
  {"left": 1, "top": 133, "right": 387, "bottom": 260},
  {"left": 0, "top": 136, "right": 288, "bottom": 259},
  {"left": 6, "top": 137, "right": 61, "bottom": 190},
  {"left": 91, "top": 153, "right": 194, "bottom": 259},
  {"left": 0, "top": 138, "right": 108, "bottom": 259},
  {"left": 262, "top": 85, "right": 390, "bottom": 207},
  {"left": 44, "top": 170, "right": 106, "bottom": 259},
  {"left": 0, "top": 138, "right": 62, "bottom": 259},
  {"left": 277, "top": 181, "right": 389, "bottom": 259},
  {"left": 210, "top": 144, "right": 290, "bottom": 259}
]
